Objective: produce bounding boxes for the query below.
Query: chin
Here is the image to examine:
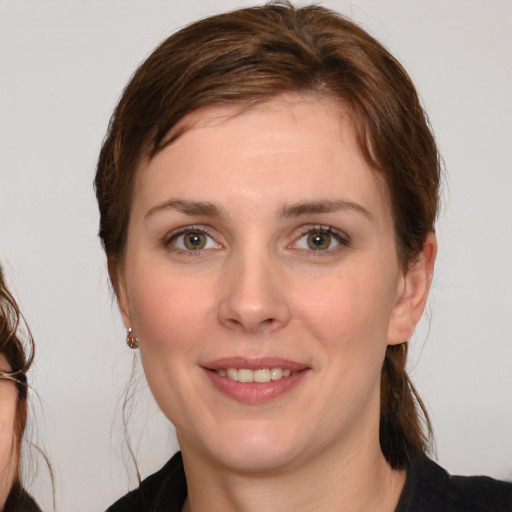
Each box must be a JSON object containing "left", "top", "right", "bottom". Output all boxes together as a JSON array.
[
  {"left": 193, "top": 419, "right": 313, "bottom": 474},
  {"left": 213, "top": 443, "right": 303, "bottom": 474}
]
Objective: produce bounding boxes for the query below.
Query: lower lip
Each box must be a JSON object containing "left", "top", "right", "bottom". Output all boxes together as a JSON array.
[{"left": 203, "top": 369, "right": 309, "bottom": 404}]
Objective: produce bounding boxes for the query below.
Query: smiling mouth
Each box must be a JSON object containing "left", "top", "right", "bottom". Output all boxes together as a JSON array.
[
  {"left": 213, "top": 367, "right": 294, "bottom": 383},
  {"left": 203, "top": 359, "right": 309, "bottom": 403}
]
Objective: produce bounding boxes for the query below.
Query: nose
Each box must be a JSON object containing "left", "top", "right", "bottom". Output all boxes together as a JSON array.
[{"left": 218, "top": 248, "right": 291, "bottom": 334}]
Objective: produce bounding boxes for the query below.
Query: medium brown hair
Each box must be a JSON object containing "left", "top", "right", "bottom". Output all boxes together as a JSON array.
[{"left": 95, "top": 1, "right": 440, "bottom": 468}]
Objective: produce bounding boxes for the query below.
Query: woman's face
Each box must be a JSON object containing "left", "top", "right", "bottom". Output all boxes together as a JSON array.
[
  {"left": 0, "top": 354, "right": 17, "bottom": 506},
  {"left": 119, "top": 95, "right": 428, "bottom": 473}
]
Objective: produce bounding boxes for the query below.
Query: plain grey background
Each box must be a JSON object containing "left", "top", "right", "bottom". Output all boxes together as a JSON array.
[{"left": 1, "top": 1, "right": 511, "bottom": 510}]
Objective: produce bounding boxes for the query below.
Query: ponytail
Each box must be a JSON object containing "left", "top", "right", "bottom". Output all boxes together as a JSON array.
[{"left": 380, "top": 344, "right": 433, "bottom": 468}]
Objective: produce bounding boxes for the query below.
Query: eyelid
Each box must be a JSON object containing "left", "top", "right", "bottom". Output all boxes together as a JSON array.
[
  {"left": 290, "top": 224, "right": 351, "bottom": 251},
  {"left": 163, "top": 225, "right": 222, "bottom": 253},
  {"left": 163, "top": 224, "right": 206, "bottom": 242}
]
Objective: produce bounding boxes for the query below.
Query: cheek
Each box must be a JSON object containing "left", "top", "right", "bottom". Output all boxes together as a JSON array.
[
  {"left": 126, "top": 273, "right": 213, "bottom": 424},
  {"left": 286, "top": 270, "right": 396, "bottom": 434},
  {"left": 296, "top": 268, "right": 396, "bottom": 349},
  {"left": 127, "top": 250, "right": 199, "bottom": 317},
  {"left": 126, "top": 267, "right": 218, "bottom": 369},
  {"left": 293, "top": 265, "right": 398, "bottom": 413}
]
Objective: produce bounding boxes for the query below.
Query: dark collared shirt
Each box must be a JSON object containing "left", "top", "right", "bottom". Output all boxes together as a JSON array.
[
  {"left": 3, "top": 483, "right": 42, "bottom": 512},
  {"left": 107, "top": 452, "right": 512, "bottom": 512}
]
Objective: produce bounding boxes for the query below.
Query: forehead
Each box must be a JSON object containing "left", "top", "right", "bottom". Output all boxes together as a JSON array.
[
  {"left": 163, "top": 94, "right": 358, "bottom": 153},
  {"left": 135, "top": 94, "right": 390, "bottom": 216}
]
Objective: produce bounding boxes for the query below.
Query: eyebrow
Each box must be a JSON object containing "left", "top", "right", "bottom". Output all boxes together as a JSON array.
[
  {"left": 145, "top": 198, "right": 373, "bottom": 221},
  {"left": 145, "top": 200, "right": 223, "bottom": 219},
  {"left": 281, "top": 200, "right": 373, "bottom": 220}
]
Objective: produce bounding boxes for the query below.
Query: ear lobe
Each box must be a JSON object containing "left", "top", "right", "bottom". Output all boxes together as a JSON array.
[
  {"left": 388, "top": 232, "right": 437, "bottom": 346},
  {"left": 108, "top": 257, "right": 132, "bottom": 329}
]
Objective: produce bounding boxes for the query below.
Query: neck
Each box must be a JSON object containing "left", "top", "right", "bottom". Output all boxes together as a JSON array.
[{"left": 180, "top": 434, "right": 405, "bottom": 512}]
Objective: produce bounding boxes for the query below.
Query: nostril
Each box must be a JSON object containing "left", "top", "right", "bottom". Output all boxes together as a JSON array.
[
  {"left": 217, "top": 274, "right": 291, "bottom": 332},
  {"left": 221, "top": 311, "right": 282, "bottom": 333}
]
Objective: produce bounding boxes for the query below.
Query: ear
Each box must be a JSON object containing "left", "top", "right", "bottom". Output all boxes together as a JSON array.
[
  {"left": 108, "top": 257, "right": 132, "bottom": 330},
  {"left": 388, "top": 232, "right": 437, "bottom": 345}
]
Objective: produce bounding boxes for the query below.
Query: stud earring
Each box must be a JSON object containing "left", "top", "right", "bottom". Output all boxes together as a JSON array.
[{"left": 126, "top": 328, "right": 140, "bottom": 349}]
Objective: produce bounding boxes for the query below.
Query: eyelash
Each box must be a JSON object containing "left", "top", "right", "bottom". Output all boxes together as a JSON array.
[
  {"left": 163, "top": 225, "right": 218, "bottom": 256},
  {"left": 291, "top": 225, "right": 351, "bottom": 253}
]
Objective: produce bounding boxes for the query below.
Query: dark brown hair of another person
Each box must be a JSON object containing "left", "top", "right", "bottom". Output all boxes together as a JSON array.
[
  {"left": 0, "top": 267, "right": 33, "bottom": 487},
  {"left": 0, "top": 268, "right": 53, "bottom": 511},
  {"left": 95, "top": 1, "right": 440, "bottom": 469}
]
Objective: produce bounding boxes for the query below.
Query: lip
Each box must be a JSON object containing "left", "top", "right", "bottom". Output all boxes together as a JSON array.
[
  {"left": 201, "top": 357, "right": 311, "bottom": 404},
  {"left": 202, "top": 357, "right": 309, "bottom": 372}
]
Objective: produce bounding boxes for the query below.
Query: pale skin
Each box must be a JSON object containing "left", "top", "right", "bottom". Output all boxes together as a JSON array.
[
  {"left": 118, "top": 95, "right": 436, "bottom": 512},
  {"left": 0, "top": 354, "right": 17, "bottom": 508}
]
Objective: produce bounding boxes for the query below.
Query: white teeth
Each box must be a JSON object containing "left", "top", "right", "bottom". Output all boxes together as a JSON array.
[
  {"left": 216, "top": 367, "right": 294, "bottom": 383},
  {"left": 238, "top": 369, "right": 253, "bottom": 383},
  {"left": 270, "top": 368, "right": 282, "bottom": 380},
  {"left": 254, "top": 368, "right": 270, "bottom": 383},
  {"left": 227, "top": 368, "right": 238, "bottom": 381}
]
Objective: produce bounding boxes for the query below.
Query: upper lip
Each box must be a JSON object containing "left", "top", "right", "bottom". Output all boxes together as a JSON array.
[{"left": 202, "top": 357, "right": 309, "bottom": 372}]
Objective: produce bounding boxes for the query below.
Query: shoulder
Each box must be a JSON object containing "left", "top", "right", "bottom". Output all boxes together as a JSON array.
[
  {"left": 106, "top": 452, "right": 187, "bottom": 512},
  {"left": 448, "top": 472, "right": 512, "bottom": 511},
  {"left": 3, "top": 483, "right": 43, "bottom": 512},
  {"left": 397, "top": 455, "right": 512, "bottom": 512}
]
